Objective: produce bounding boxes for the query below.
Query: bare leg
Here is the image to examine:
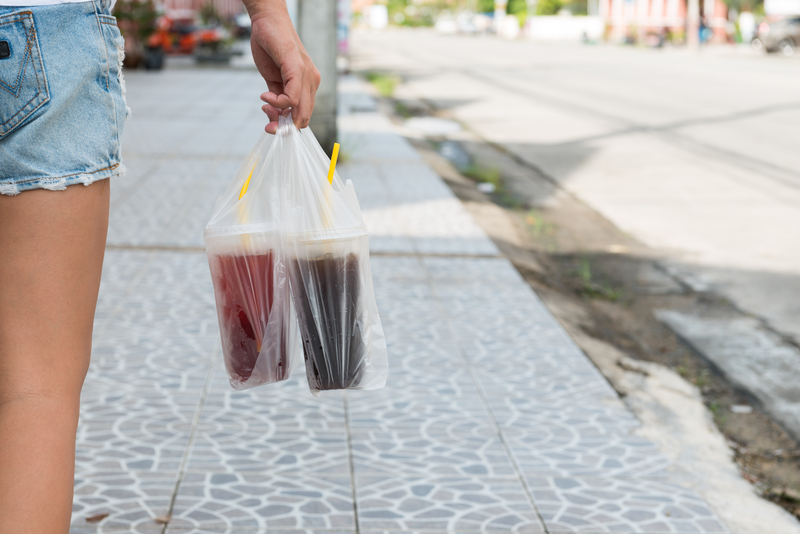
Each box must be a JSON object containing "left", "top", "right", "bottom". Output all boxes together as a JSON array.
[{"left": 0, "top": 180, "right": 110, "bottom": 534}]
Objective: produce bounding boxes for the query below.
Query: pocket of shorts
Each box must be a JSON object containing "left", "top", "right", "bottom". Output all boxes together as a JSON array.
[{"left": 0, "top": 10, "right": 50, "bottom": 139}]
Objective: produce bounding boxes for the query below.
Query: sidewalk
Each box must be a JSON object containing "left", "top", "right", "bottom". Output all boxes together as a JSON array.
[{"left": 71, "top": 69, "right": 729, "bottom": 534}]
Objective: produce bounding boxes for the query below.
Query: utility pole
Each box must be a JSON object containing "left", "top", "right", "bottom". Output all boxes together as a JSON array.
[
  {"left": 687, "top": 0, "right": 700, "bottom": 49},
  {"left": 495, "top": 0, "right": 507, "bottom": 32},
  {"left": 526, "top": 0, "right": 537, "bottom": 33},
  {"left": 296, "top": 0, "right": 337, "bottom": 155}
]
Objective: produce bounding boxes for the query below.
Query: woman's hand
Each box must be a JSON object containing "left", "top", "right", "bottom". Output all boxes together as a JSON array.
[{"left": 243, "top": 0, "right": 321, "bottom": 133}]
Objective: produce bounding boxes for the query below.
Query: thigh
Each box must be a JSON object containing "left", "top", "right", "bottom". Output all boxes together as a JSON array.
[{"left": 0, "top": 181, "right": 109, "bottom": 400}]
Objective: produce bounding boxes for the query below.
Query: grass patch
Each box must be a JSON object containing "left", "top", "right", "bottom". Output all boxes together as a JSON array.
[
  {"left": 461, "top": 165, "right": 520, "bottom": 208},
  {"left": 462, "top": 165, "right": 501, "bottom": 188},
  {"left": 365, "top": 72, "right": 401, "bottom": 97},
  {"left": 708, "top": 401, "right": 727, "bottom": 425},
  {"left": 576, "top": 258, "right": 622, "bottom": 301},
  {"left": 694, "top": 369, "right": 710, "bottom": 388},
  {"left": 525, "top": 209, "right": 556, "bottom": 238},
  {"left": 394, "top": 101, "right": 413, "bottom": 118}
]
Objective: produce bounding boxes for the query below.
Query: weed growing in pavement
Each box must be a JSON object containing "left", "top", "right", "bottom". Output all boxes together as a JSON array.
[
  {"left": 394, "top": 101, "right": 413, "bottom": 118},
  {"left": 576, "top": 258, "right": 622, "bottom": 301},
  {"left": 462, "top": 165, "right": 520, "bottom": 208},
  {"left": 463, "top": 165, "right": 500, "bottom": 186},
  {"left": 694, "top": 368, "right": 710, "bottom": 388},
  {"left": 708, "top": 401, "right": 727, "bottom": 425},
  {"left": 365, "top": 72, "right": 400, "bottom": 97},
  {"left": 525, "top": 210, "right": 556, "bottom": 238}
]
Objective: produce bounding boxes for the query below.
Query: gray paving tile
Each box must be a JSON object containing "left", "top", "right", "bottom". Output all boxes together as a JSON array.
[
  {"left": 461, "top": 338, "right": 593, "bottom": 374},
  {"left": 199, "top": 373, "right": 347, "bottom": 433},
  {"left": 355, "top": 475, "right": 545, "bottom": 533},
  {"left": 120, "top": 116, "right": 196, "bottom": 157},
  {"left": 477, "top": 373, "right": 621, "bottom": 414},
  {"left": 70, "top": 526, "right": 162, "bottom": 534},
  {"left": 346, "top": 368, "right": 490, "bottom": 433},
  {"left": 507, "top": 432, "right": 671, "bottom": 480},
  {"left": 108, "top": 158, "right": 220, "bottom": 247},
  {"left": 381, "top": 163, "right": 458, "bottom": 204},
  {"left": 185, "top": 395, "right": 350, "bottom": 475},
  {"left": 170, "top": 473, "right": 355, "bottom": 530},
  {"left": 529, "top": 477, "right": 728, "bottom": 533},
  {"left": 165, "top": 529, "right": 353, "bottom": 534},
  {"left": 491, "top": 403, "right": 641, "bottom": 441},
  {"left": 339, "top": 114, "right": 422, "bottom": 162},
  {"left": 345, "top": 154, "right": 499, "bottom": 257},
  {"left": 165, "top": 160, "right": 240, "bottom": 249},
  {"left": 352, "top": 429, "right": 515, "bottom": 477},
  {"left": 76, "top": 389, "right": 196, "bottom": 474},
  {"left": 94, "top": 251, "right": 218, "bottom": 341},
  {"left": 71, "top": 471, "right": 175, "bottom": 530}
]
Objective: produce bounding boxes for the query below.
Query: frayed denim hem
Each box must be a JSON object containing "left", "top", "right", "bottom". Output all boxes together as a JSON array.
[{"left": 0, "top": 162, "right": 126, "bottom": 196}]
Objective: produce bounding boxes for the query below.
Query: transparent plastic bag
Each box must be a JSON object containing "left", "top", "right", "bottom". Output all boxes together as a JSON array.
[
  {"left": 274, "top": 114, "right": 388, "bottom": 394},
  {"left": 204, "top": 133, "right": 302, "bottom": 390}
]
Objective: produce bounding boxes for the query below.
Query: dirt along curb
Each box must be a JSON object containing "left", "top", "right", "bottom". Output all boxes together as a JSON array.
[{"left": 358, "top": 74, "right": 800, "bottom": 533}]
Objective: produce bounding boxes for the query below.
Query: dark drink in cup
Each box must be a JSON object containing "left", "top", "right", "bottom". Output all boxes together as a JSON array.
[
  {"left": 206, "top": 233, "right": 295, "bottom": 389},
  {"left": 288, "top": 232, "right": 370, "bottom": 391},
  {"left": 291, "top": 253, "right": 367, "bottom": 390}
]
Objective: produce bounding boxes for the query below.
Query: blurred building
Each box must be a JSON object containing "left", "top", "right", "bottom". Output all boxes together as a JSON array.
[
  {"left": 162, "top": 0, "right": 244, "bottom": 19},
  {"left": 599, "top": 0, "right": 730, "bottom": 42}
]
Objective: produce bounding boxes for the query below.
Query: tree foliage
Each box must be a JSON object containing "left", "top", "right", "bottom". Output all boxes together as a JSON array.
[
  {"left": 536, "top": 0, "right": 563, "bottom": 15},
  {"left": 477, "top": 0, "right": 495, "bottom": 13},
  {"left": 506, "top": 0, "right": 527, "bottom": 14}
]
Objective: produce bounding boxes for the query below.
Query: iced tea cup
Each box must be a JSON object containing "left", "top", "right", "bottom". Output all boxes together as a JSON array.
[
  {"left": 286, "top": 228, "right": 371, "bottom": 392},
  {"left": 205, "top": 228, "right": 296, "bottom": 389}
]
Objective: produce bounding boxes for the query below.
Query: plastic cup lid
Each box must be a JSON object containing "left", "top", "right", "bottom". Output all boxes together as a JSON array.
[
  {"left": 285, "top": 225, "right": 368, "bottom": 244},
  {"left": 204, "top": 222, "right": 277, "bottom": 238}
]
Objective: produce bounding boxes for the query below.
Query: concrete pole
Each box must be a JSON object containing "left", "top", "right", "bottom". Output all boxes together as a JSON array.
[
  {"left": 495, "top": 0, "right": 507, "bottom": 33},
  {"left": 297, "top": 0, "right": 337, "bottom": 155},
  {"left": 687, "top": 0, "right": 700, "bottom": 49},
  {"left": 526, "top": 0, "right": 537, "bottom": 38}
]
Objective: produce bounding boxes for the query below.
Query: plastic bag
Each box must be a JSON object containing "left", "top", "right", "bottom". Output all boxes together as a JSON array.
[
  {"left": 274, "top": 114, "right": 388, "bottom": 393},
  {"left": 204, "top": 133, "right": 302, "bottom": 390}
]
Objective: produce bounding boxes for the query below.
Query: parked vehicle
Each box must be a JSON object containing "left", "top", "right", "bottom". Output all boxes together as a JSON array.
[
  {"left": 753, "top": 17, "right": 800, "bottom": 56},
  {"left": 144, "top": 10, "right": 228, "bottom": 69}
]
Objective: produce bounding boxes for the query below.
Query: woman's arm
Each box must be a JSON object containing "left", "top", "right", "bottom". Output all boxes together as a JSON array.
[{"left": 242, "top": 0, "right": 321, "bottom": 133}]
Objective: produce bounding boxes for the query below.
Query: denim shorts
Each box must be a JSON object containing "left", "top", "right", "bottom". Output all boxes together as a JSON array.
[{"left": 0, "top": 0, "right": 128, "bottom": 195}]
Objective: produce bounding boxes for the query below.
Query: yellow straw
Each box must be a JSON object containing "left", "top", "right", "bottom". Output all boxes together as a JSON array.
[
  {"left": 239, "top": 163, "right": 256, "bottom": 200},
  {"left": 327, "top": 143, "right": 340, "bottom": 185},
  {"left": 322, "top": 143, "right": 341, "bottom": 230}
]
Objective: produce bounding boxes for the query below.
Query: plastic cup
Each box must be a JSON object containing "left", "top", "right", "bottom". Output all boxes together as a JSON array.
[
  {"left": 287, "top": 228, "right": 370, "bottom": 391},
  {"left": 205, "top": 230, "right": 293, "bottom": 388}
]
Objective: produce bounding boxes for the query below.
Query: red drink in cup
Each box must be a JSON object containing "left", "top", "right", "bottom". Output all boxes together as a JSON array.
[{"left": 206, "top": 232, "right": 295, "bottom": 388}]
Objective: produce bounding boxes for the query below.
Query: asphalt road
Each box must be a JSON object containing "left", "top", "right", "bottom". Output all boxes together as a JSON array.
[{"left": 349, "top": 29, "right": 800, "bottom": 438}]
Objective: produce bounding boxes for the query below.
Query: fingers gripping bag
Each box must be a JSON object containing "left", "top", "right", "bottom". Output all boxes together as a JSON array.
[
  {"left": 275, "top": 114, "right": 388, "bottom": 394},
  {"left": 204, "top": 133, "right": 302, "bottom": 390}
]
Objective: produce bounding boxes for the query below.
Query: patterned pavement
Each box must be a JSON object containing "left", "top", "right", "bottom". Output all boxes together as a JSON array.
[{"left": 70, "top": 70, "right": 730, "bottom": 534}]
